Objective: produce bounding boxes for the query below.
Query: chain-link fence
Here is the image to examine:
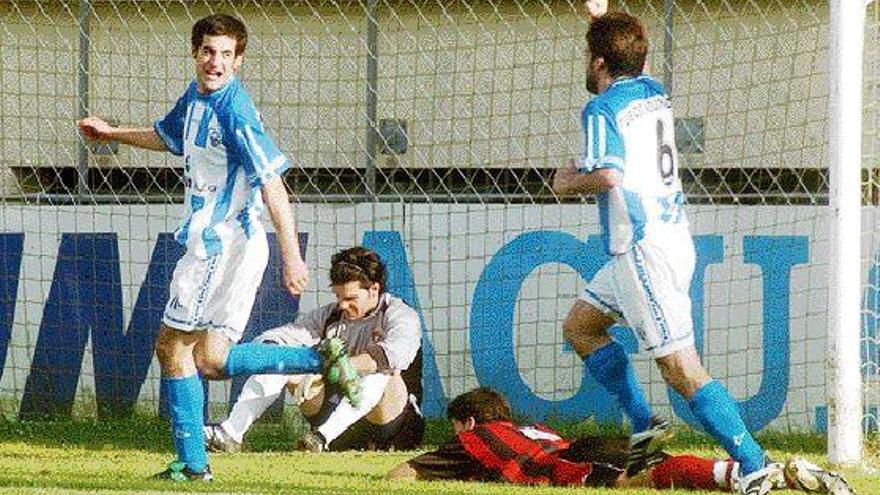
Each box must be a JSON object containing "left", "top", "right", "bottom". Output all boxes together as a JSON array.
[{"left": 1, "top": 1, "right": 877, "bottom": 453}]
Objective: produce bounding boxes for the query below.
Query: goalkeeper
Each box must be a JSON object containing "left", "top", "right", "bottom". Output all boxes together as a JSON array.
[
  {"left": 204, "top": 246, "right": 425, "bottom": 453},
  {"left": 387, "top": 388, "right": 854, "bottom": 495}
]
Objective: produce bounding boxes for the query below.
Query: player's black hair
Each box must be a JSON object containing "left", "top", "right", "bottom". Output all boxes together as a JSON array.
[
  {"left": 447, "top": 387, "right": 512, "bottom": 425},
  {"left": 191, "top": 14, "right": 248, "bottom": 56},
  {"left": 330, "top": 246, "right": 387, "bottom": 293},
  {"left": 587, "top": 12, "right": 647, "bottom": 78}
]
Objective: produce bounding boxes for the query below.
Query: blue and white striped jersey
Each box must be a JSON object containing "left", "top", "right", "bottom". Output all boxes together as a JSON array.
[
  {"left": 154, "top": 77, "right": 290, "bottom": 258},
  {"left": 578, "top": 75, "right": 689, "bottom": 255}
]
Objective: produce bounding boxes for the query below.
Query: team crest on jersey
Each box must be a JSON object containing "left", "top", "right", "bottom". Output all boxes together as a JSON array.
[{"left": 209, "top": 128, "right": 222, "bottom": 148}]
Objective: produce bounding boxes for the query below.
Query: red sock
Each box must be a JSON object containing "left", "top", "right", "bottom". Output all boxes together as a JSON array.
[{"left": 650, "top": 455, "right": 732, "bottom": 491}]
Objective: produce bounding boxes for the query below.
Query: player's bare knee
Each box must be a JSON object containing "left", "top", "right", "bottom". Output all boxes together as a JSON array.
[
  {"left": 155, "top": 325, "right": 198, "bottom": 375},
  {"left": 365, "top": 375, "right": 407, "bottom": 424},
  {"left": 193, "top": 333, "right": 233, "bottom": 379},
  {"left": 193, "top": 347, "right": 227, "bottom": 379},
  {"left": 657, "top": 363, "right": 689, "bottom": 397},
  {"left": 562, "top": 316, "right": 582, "bottom": 343},
  {"left": 563, "top": 301, "right": 613, "bottom": 357},
  {"left": 563, "top": 315, "right": 590, "bottom": 346},
  {"left": 194, "top": 357, "right": 224, "bottom": 379},
  {"left": 655, "top": 348, "right": 710, "bottom": 399}
]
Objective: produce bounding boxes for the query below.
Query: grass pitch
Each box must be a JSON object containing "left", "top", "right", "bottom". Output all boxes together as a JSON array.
[{"left": 0, "top": 416, "right": 875, "bottom": 494}]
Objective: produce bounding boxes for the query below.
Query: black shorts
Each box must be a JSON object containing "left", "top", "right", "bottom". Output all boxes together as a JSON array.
[
  {"left": 324, "top": 397, "right": 425, "bottom": 452},
  {"left": 562, "top": 435, "right": 630, "bottom": 467}
]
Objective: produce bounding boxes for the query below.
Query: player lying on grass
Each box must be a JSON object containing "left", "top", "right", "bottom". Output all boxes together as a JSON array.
[
  {"left": 204, "top": 246, "right": 426, "bottom": 453},
  {"left": 77, "top": 13, "right": 359, "bottom": 481},
  {"left": 386, "top": 388, "right": 855, "bottom": 494}
]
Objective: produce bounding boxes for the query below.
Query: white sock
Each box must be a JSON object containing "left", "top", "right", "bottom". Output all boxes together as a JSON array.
[
  {"left": 221, "top": 373, "right": 289, "bottom": 443},
  {"left": 713, "top": 459, "right": 739, "bottom": 490},
  {"left": 317, "top": 373, "right": 391, "bottom": 444}
]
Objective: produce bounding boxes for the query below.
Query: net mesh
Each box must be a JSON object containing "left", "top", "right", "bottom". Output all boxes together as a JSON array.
[{"left": 0, "top": 0, "right": 875, "bottom": 450}]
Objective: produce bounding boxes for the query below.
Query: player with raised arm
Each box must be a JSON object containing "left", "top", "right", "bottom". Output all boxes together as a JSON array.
[
  {"left": 551, "top": 6, "right": 784, "bottom": 495},
  {"left": 203, "top": 246, "right": 425, "bottom": 453},
  {"left": 387, "top": 388, "right": 854, "bottom": 495},
  {"left": 77, "top": 14, "right": 359, "bottom": 481}
]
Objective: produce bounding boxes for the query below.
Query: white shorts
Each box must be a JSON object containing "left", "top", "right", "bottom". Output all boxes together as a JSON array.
[
  {"left": 163, "top": 234, "right": 269, "bottom": 342},
  {"left": 254, "top": 324, "right": 319, "bottom": 348},
  {"left": 580, "top": 236, "right": 695, "bottom": 357}
]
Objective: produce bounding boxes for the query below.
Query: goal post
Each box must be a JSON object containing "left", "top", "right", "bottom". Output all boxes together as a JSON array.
[{"left": 827, "top": 0, "right": 867, "bottom": 466}]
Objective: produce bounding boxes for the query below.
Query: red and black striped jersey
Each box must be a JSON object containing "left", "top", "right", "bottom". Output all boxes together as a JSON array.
[{"left": 457, "top": 421, "right": 593, "bottom": 486}]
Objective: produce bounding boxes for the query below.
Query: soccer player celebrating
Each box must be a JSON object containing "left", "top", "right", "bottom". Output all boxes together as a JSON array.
[
  {"left": 387, "top": 388, "right": 854, "bottom": 495},
  {"left": 551, "top": 8, "right": 783, "bottom": 495},
  {"left": 204, "top": 247, "right": 425, "bottom": 453},
  {"left": 77, "top": 14, "right": 359, "bottom": 481}
]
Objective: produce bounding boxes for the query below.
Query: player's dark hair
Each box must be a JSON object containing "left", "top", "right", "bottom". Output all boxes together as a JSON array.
[
  {"left": 330, "top": 246, "right": 386, "bottom": 292},
  {"left": 191, "top": 14, "right": 248, "bottom": 56},
  {"left": 447, "top": 387, "right": 512, "bottom": 425},
  {"left": 587, "top": 12, "right": 647, "bottom": 78}
]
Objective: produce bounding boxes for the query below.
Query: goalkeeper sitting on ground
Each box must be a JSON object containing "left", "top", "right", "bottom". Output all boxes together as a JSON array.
[
  {"left": 205, "top": 246, "right": 425, "bottom": 453},
  {"left": 387, "top": 387, "right": 854, "bottom": 494}
]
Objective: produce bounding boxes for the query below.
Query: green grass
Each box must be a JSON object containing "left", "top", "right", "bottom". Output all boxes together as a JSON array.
[{"left": 0, "top": 416, "right": 876, "bottom": 495}]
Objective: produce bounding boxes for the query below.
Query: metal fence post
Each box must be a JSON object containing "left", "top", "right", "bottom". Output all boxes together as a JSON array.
[
  {"left": 77, "top": 0, "right": 92, "bottom": 203},
  {"left": 364, "top": 0, "right": 379, "bottom": 199}
]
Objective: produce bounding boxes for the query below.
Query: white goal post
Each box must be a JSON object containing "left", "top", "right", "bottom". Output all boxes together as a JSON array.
[{"left": 827, "top": 0, "right": 868, "bottom": 466}]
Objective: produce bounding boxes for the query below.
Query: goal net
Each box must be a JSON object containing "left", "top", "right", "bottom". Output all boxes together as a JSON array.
[{"left": 0, "top": 0, "right": 875, "bottom": 458}]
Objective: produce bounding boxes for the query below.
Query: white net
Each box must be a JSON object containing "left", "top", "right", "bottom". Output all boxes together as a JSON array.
[{"left": 0, "top": 0, "right": 874, "bottom": 451}]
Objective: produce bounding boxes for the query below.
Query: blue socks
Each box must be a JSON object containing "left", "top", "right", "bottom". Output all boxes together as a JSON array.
[
  {"left": 689, "top": 380, "right": 765, "bottom": 474},
  {"left": 586, "top": 341, "right": 654, "bottom": 432},
  {"left": 586, "top": 344, "right": 766, "bottom": 474},
  {"left": 160, "top": 345, "right": 322, "bottom": 472},
  {"left": 162, "top": 374, "right": 207, "bottom": 472},
  {"left": 224, "top": 342, "right": 322, "bottom": 377}
]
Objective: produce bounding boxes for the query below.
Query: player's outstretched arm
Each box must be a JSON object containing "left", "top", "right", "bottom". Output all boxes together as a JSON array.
[
  {"left": 76, "top": 116, "right": 168, "bottom": 151},
  {"left": 552, "top": 158, "right": 621, "bottom": 195},
  {"left": 262, "top": 175, "right": 309, "bottom": 297}
]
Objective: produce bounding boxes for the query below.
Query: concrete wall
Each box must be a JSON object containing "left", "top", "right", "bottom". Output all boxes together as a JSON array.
[
  {"left": 0, "top": 202, "right": 845, "bottom": 430},
  {"left": 0, "top": 0, "right": 839, "bottom": 194}
]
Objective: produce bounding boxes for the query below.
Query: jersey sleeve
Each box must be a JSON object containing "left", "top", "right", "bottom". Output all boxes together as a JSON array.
[
  {"left": 406, "top": 437, "right": 489, "bottom": 481},
  {"left": 294, "top": 305, "right": 332, "bottom": 340},
  {"left": 578, "top": 102, "right": 625, "bottom": 174},
  {"left": 227, "top": 110, "right": 291, "bottom": 189},
  {"left": 153, "top": 91, "right": 189, "bottom": 156}
]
